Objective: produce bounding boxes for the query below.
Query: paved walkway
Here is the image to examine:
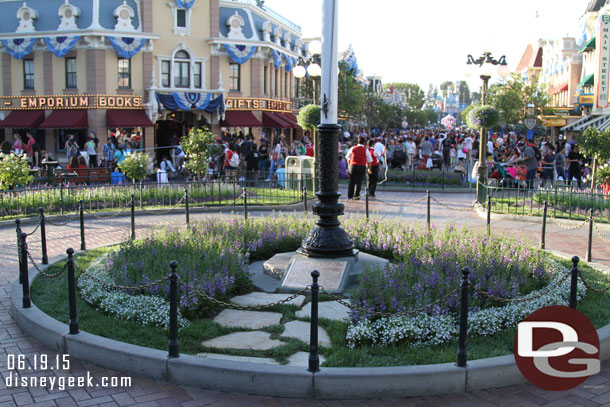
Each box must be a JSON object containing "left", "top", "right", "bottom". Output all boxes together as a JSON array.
[{"left": 2, "top": 189, "right": 610, "bottom": 406}]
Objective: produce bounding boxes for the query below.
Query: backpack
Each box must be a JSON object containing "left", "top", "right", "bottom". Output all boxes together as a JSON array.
[{"left": 229, "top": 151, "right": 240, "bottom": 167}]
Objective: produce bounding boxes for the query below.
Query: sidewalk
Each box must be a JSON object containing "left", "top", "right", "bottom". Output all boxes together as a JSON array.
[{"left": 1, "top": 190, "right": 610, "bottom": 406}]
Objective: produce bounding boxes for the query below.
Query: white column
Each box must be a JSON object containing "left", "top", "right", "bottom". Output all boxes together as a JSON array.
[{"left": 320, "top": 0, "right": 339, "bottom": 125}]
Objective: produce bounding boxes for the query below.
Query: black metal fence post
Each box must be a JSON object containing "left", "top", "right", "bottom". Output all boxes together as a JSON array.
[
  {"left": 302, "top": 186, "right": 308, "bottom": 217},
  {"left": 39, "top": 208, "right": 48, "bottom": 265},
  {"left": 426, "top": 190, "right": 431, "bottom": 229},
  {"left": 456, "top": 266, "right": 470, "bottom": 367},
  {"left": 60, "top": 184, "right": 64, "bottom": 215},
  {"left": 168, "top": 260, "right": 179, "bottom": 358},
  {"left": 540, "top": 201, "right": 548, "bottom": 250},
  {"left": 16, "top": 219, "right": 23, "bottom": 284},
  {"left": 66, "top": 248, "right": 79, "bottom": 334},
  {"left": 184, "top": 188, "right": 190, "bottom": 226},
  {"left": 308, "top": 270, "right": 320, "bottom": 373},
  {"left": 243, "top": 187, "right": 248, "bottom": 220},
  {"left": 486, "top": 195, "right": 491, "bottom": 235},
  {"left": 130, "top": 194, "right": 136, "bottom": 240},
  {"left": 570, "top": 256, "right": 580, "bottom": 308},
  {"left": 365, "top": 191, "right": 370, "bottom": 221},
  {"left": 20, "top": 232, "right": 30, "bottom": 309},
  {"left": 587, "top": 208, "right": 595, "bottom": 261},
  {"left": 79, "top": 200, "right": 85, "bottom": 250},
  {"left": 139, "top": 180, "right": 143, "bottom": 210}
]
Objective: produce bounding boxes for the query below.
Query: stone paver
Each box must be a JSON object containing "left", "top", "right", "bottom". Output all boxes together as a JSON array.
[
  {"left": 281, "top": 320, "right": 331, "bottom": 347},
  {"left": 200, "top": 331, "right": 284, "bottom": 350},
  {"left": 3, "top": 188, "right": 610, "bottom": 405},
  {"left": 196, "top": 353, "right": 279, "bottom": 365},
  {"left": 230, "top": 292, "right": 306, "bottom": 307},
  {"left": 295, "top": 300, "right": 351, "bottom": 322},
  {"left": 212, "top": 309, "right": 282, "bottom": 329},
  {"left": 286, "top": 352, "right": 327, "bottom": 367}
]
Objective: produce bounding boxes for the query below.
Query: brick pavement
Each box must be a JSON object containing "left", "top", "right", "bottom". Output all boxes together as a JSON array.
[{"left": 1, "top": 189, "right": 610, "bottom": 406}]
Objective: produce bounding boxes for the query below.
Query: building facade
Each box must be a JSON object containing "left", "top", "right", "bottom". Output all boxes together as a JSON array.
[{"left": 0, "top": 0, "right": 304, "bottom": 161}]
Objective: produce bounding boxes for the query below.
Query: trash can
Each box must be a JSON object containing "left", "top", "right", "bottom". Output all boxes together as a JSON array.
[{"left": 285, "top": 156, "right": 314, "bottom": 191}]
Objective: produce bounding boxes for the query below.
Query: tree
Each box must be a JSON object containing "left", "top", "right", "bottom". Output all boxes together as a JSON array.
[
  {"left": 440, "top": 81, "right": 454, "bottom": 99},
  {"left": 297, "top": 104, "right": 321, "bottom": 192},
  {"left": 456, "top": 81, "right": 471, "bottom": 106},
  {"left": 0, "top": 153, "right": 33, "bottom": 190},
  {"left": 338, "top": 61, "right": 365, "bottom": 119},
  {"left": 384, "top": 82, "right": 425, "bottom": 110},
  {"left": 487, "top": 73, "right": 549, "bottom": 126},
  {"left": 118, "top": 152, "right": 150, "bottom": 182},
  {"left": 579, "top": 127, "right": 610, "bottom": 189},
  {"left": 180, "top": 127, "right": 219, "bottom": 181}
]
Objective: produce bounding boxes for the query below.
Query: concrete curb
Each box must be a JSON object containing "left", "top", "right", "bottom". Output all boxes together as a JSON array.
[{"left": 11, "top": 251, "right": 610, "bottom": 399}]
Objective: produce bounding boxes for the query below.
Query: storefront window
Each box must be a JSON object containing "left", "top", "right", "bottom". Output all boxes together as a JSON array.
[
  {"left": 118, "top": 58, "right": 131, "bottom": 89},
  {"left": 174, "top": 50, "right": 190, "bottom": 88},
  {"left": 23, "top": 59, "right": 34, "bottom": 90},
  {"left": 264, "top": 66, "right": 268, "bottom": 94},
  {"left": 110, "top": 127, "right": 143, "bottom": 150},
  {"left": 274, "top": 68, "right": 278, "bottom": 96},
  {"left": 229, "top": 63, "right": 240, "bottom": 92},
  {"left": 65, "top": 57, "right": 77, "bottom": 89},
  {"left": 161, "top": 61, "right": 170, "bottom": 87}
]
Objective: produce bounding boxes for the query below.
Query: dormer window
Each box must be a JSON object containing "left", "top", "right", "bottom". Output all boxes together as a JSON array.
[
  {"left": 57, "top": 1, "right": 80, "bottom": 30},
  {"left": 113, "top": 1, "right": 136, "bottom": 31},
  {"left": 16, "top": 2, "right": 38, "bottom": 33},
  {"left": 170, "top": 2, "right": 193, "bottom": 36}
]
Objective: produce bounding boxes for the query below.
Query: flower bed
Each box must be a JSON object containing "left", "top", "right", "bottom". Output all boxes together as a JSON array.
[{"left": 78, "top": 217, "right": 562, "bottom": 348}]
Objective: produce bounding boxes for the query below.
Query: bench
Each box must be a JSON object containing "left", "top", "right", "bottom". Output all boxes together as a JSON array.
[{"left": 54, "top": 167, "right": 111, "bottom": 184}]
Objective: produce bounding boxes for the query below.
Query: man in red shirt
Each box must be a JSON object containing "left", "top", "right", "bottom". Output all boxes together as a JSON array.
[
  {"left": 345, "top": 135, "right": 372, "bottom": 200},
  {"left": 304, "top": 136, "right": 314, "bottom": 157},
  {"left": 367, "top": 139, "right": 381, "bottom": 197}
]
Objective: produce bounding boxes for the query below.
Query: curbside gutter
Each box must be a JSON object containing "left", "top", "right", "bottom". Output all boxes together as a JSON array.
[{"left": 11, "top": 255, "right": 610, "bottom": 399}]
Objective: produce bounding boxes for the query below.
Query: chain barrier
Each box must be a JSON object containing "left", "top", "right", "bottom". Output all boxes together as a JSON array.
[
  {"left": 181, "top": 278, "right": 310, "bottom": 310},
  {"left": 45, "top": 214, "right": 79, "bottom": 227},
  {"left": 141, "top": 195, "right": 188, "bottom": 215},
  {"left": 593, "top": 220, "right": 610, "bottom": 244},
  {"left": 89, "top": 203, "right": 130, "bottom": 219},
  {"left": 26, "top": 249, "right": 67, "bottom": 278},
  {"left": 23, "top": 221, "right": 41, "bottom": 237},
  {"left": 430, "top": 197, "right": 475, "bottom": 212},
  {"left": 549, "top": 213, "right": 589, "bottom": 230},
  {"left": 320, "top": 286, "right": 461, "bottom": 318},
  {"left": 578, "top": 271, "right": 610, "bottom": 294},
  {"left": 75, "top": 263, "right": 170, "bottom": 291},
  {"left": 471, "top": 272, "right": 570, "bottom": 304},
  {"left": 190, "top": 191, "right": 247, "bottom": 209},
  {"left": 373, "top": 195, "right": 428, "bottom": 208}
]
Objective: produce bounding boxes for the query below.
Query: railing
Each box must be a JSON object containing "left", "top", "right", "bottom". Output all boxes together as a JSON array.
[{"left": 0, "top": 172, "right": 313, "bottom": 220}]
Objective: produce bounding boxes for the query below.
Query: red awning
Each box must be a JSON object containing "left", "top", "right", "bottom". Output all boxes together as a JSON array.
[
  {"left": 221, "top": 111, "right": 262, "bottom": 127},
  {"left": 39, "top": 110, "right": 88, "bottom": 128},
  {"left": 278, "top": 112, "right": 300, "bottom": 128},
  {"left": 107, "top": 110, "right": 153, "bottom": 128},
  {"left": 0, "top": 110, "right": 45, "bottom": 128},
  {"left": 262, "top": 111, "right": 292, "bottom": 128}
]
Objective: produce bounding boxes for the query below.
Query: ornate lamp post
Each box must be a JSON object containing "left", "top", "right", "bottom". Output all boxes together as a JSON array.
[
  {"left": 465, "top": 51, "right": 510, "bottom": 204},
  {"left": 300, "top": 0, "right": 355, "bottom": 258}
]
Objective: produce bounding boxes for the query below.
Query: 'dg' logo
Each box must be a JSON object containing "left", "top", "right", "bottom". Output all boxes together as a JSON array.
[{"left": 514, "top": 306, "right": 600, "bottom": 391}]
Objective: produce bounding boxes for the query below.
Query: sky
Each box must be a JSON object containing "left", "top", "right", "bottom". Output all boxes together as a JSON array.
[{"left": 263, "top": 0, "right": 588, "bottom": 93}]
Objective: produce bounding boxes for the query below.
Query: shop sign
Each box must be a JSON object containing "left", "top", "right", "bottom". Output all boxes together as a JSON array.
[
  {"left": 597, "top": 14, "right": 610, "bottom": 108},
  {"left": 0, "top": 94, "right": 143, "bottom": 110},
  {"left": 225, "top": 97, "right": 292, "bottom": 112},
  {"left": 541, "top": 117, "right": 567, "bottom": 127},
  {"left": 578, "top": 94, "right": 594, "bottom": 106}
]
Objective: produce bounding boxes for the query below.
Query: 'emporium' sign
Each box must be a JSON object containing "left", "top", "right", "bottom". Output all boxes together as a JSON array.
[
  {"left": 0, "top": 94, "right": 143, "bottom": 110},
  {"left": 598, "top": 14, "right": 610, "bottom": 108}
]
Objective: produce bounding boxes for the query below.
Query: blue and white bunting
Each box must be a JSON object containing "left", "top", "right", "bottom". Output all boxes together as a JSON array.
[
  {"left": 272, "top": 49, "right": 282, "bottom": 69},
  {"left": 283, "top": 53, "right": 295, "bottom": 72},
  {"left": 224, "top": 44, "right": 257, "bottom": 64},
  {"left": 172, "top": 92, "right": 211, "bottom": 111},
  {"left": 157, "top": 93, "right": 225, "bottom": 115},
  {"left": 108, "top": 37, "right": 148, "bottom": 59},
  {"left": 44, "top": 36, "right": 80, "bottom": 58},
  {"left": 176, "top": 0, "right": 195, "bottom": 9},
  {"left": 1, "top": 38, "right": 35, "bottom": 60}
]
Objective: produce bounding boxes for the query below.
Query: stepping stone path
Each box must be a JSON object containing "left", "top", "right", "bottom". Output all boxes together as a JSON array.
[
  {"left": 282, "top": 320, "right": 331, "bottom": 347},
  {"left": 231, "top": 292, "right": 306, "bottom": 307},
  {"left": 295, "top": 300, "right": 351, "bottom": 322},
  {"left": 213, "top": 309, "right": 282, "bottom": 329},
  {"left": 201, "top": 331, "right": 284, "bottom": 350}
]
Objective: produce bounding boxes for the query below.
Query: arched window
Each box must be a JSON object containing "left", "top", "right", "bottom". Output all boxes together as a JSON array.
[{"left": 174, "top": 50, "right": 190, "bottom": 88}]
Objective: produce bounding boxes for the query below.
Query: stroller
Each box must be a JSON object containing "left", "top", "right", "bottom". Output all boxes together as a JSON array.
[{"left": 492, "top": 162, "right": 518, "bottom": 188}]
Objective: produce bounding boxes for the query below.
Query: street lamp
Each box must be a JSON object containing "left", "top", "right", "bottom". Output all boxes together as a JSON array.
[{"left": 465, "top": 51, "right": 509, "bottom": 204}]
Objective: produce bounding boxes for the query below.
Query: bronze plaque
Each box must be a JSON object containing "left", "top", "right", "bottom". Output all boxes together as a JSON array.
[{"left": 282, "top": 259, "right": 348, "bottom": 291}]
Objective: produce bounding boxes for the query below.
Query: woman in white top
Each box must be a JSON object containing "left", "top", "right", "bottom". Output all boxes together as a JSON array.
[{"left": 404, "top": 137, "right": 416, "bottom": 170}]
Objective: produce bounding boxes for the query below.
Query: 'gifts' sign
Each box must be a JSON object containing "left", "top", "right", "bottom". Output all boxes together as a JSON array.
[{"left": 598, "top": 14, "right": 610, "bottom": 108}]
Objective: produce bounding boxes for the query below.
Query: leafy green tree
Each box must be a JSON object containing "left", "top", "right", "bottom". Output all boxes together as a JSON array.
[
  {"left": 180, "top": 127, "right": 219, "bottom": 181},
  {"left": 580, "top": 127, "right": 610, "bottom": 189},
  {"left": 297, "top": 104, "right": 321, "bottom": 132},
  {"left": 384, "top": 82, "right": 425, "bottom": 110},
  {"left": 461, "top": 104, "right": 476, "bottom": 125},
  {"left": 338, "top": 61, "right": 365, "bottom": 118},
  {"left": 0, "top": 153, "right": 33, "bottom": 190},
  {"left": 487, "top": 73, "right": 549, "bottom": 126},
  {"left": 118, "top": 152, "right": 150, "bottom": 182},
  {"left": 456, "top": 81, "right": 471, "bottom": 105},
  {"left": 440, "top": 81, "right": 454, "bottom": 99}
]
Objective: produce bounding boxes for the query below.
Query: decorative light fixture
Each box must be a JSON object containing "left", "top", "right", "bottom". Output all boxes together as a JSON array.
[
  {"left": 292, "top": 39, "right": 322, "bottom": 79},
  {"left": 465, "top": 52, "right": 509, "bottom": 79}
]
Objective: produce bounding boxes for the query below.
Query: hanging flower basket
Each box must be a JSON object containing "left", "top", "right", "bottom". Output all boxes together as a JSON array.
[{"left": 468, "top": 105, "right": 499, "bottom": 129}]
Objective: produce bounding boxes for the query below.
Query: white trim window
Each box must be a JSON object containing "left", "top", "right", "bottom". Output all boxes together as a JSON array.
[
  {"left": 169, "top": 2, "right": 193, "bottom": 37},
  {"left": 157, "top": 45, "right": 207, "bottom": 90}
]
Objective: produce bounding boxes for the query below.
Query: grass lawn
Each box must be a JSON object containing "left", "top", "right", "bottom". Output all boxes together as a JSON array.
[{"left": 29, "top": 249, "right": 610, "bottom": 367}]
